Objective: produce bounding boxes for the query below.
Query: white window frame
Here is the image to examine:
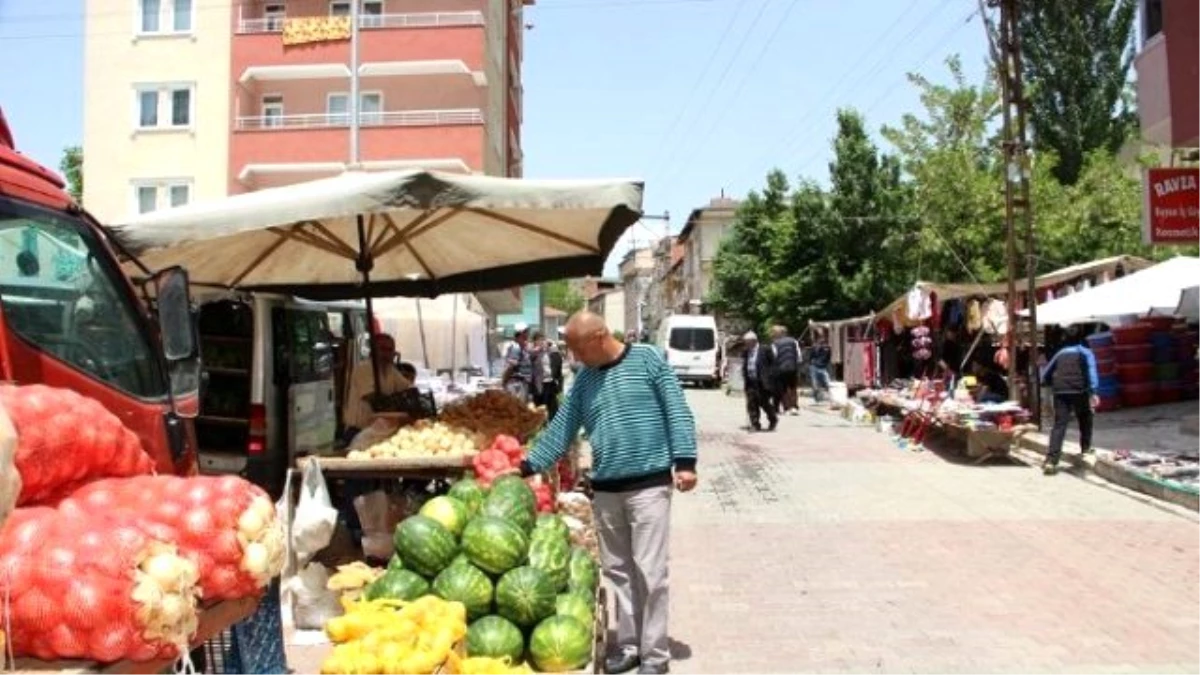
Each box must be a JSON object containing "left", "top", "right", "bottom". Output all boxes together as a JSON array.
[
  {"left": 130, "top": 179, "right": 193, "bottom": 216},
  {"left": 327, "top": 91, "right": 383, "bottom": 126},
  {"left": 133, "top": 82, "right": 196, "bottom": 132},
  {"left": 262, "top": 94, "right": 285, "bottom": 128},
  {"left": 134, "top": 0, "right": 195, "bottom": 36},
  {"left": 264, "top": 3, "right": 287, "bottom": 31}
]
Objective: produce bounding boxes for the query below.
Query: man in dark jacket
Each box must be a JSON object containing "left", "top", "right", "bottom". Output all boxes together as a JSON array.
[
  {"left": 771, "top": 325, "right": 801, "bottom": 415},
  {"left": 808, "top": 330, "right": 833, "bottom": 403},
  {"left": 741, "top": 331, "right": 778, "bottom": 431},
  {"left": 1039, "top": 326, "right": 1100, "bottom": 475}
]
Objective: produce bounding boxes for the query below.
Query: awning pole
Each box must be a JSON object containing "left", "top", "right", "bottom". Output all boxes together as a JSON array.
[{"left": 356, "top": 214, "right": 381, "bottom": 395}]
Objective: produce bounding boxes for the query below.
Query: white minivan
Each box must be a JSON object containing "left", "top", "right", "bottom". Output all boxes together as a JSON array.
[{"left": 658, "top": 314, "right": 721, "bottom": 388}]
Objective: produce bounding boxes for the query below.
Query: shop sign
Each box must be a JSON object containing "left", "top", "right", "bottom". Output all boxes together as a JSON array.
[{"left": 1143, "top": 167, "right": 1200, "bottom": 245}]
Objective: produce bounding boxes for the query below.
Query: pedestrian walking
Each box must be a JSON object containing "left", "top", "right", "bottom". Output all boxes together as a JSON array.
[
  {"left": 741, "top": 331, "right": 779, "bottom": 431},
  {"left": 771, "top": 325, "right": 801, "bottom": 415},
  {"left": 809, "top": 329, "right": 832, "bottom": 403},
  {"left": 1040, "top": 326, "right": 1099, "bottom": 475},
  {"left": 531, "top": 331, "right": 563, "bottom": 420},
  {"left": 502, "top": 323, "right": 534, "bottom": 402},
  {"left": 515, "top": 311, "right": 697, "bottom": 675}
]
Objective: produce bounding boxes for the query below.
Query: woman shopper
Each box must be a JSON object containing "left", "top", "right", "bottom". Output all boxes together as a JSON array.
[{"left": 1040, "top": 326, "right": 1099, "bottom": 475}]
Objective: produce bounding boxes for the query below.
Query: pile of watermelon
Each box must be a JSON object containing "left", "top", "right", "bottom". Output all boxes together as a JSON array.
[{"left": 364, "top": 474, "right": 599, "bottom": 673}]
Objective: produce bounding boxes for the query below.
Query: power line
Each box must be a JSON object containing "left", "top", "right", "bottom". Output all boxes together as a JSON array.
[
  {"left": 657, "top": 0, "right": 802, "bottom": 182},
  {"left": 729, "top": 0, "right": 948, "bottom": 183},
  {"left": 645, "top": 0, "right": 774, "bottom": 182}
]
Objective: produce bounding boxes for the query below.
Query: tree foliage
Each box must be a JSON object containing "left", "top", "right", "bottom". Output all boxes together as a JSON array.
[
  {"left": 711, "top": 54, "right": 1184, "bottom": 333},
  {"left": 59, "top": 145, "right": 83, "bottom": 204},
  {"left": 541, "top": 280, "right": 584, "bottom": 315},
  {"left": 1018, "top": 0, "right": 1138, "bottom": 185}
]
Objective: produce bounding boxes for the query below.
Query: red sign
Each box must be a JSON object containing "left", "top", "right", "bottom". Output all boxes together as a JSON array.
[{"left": 1143, "top": 167, "right": 1200, "bottom": 245}]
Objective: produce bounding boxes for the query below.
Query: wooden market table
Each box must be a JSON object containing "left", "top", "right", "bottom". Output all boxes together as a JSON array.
[
  {"left": 866, "top": 394, "right": 1022, "bottom": 464},
  {"left": 14, "top": 596, "right": 259, "bottom": 674},
  {"left": 301, "top": 453, "right": 477, "bottom": 480}
]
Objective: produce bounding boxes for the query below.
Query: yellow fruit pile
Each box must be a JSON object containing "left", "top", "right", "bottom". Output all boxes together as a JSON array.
[
  {"left": 443, "top": 654, "right": 535, "bottom": 674},
  {"left": 321, "top": 595, "right": 468, "bottom": 675}
]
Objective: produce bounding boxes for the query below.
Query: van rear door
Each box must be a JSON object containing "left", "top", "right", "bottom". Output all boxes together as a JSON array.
[{"left": 273, "top": 307, "right": 337, "bottom": 465}]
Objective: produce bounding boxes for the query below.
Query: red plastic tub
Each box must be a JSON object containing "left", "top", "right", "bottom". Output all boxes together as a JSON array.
[
  {"left": 1091, "top": 344, "right": 1114, "bottom": 361},
  {"left": 1112, "top": 324, "right": 1152, "bottom": 345},
  {"left": 1096, "top": 358, "right": 1117, "bottom": 376},
  {"left": 1117, "top": 362, "right": 1154, "bottom": 383},
  {"left": 1141, "top": 316, "right": 1178, "bottom": 332},
  {"left": 1154, "top": 383, "right": 1183, "bottom": 404},
  {"left": 1113, "top": 343, "right": 1152, "bottom": 363},
  {"left": 1095, "top": 394, "right": 1121, "bottom": 412},
  {"left": 1120, "top": 383, "right": 1156, "bottom": 408}
]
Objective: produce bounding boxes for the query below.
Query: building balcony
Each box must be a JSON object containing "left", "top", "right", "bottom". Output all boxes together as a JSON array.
[
  {"left": 232, "top": 9, "right": 486, "bottom": 73},
  {"left": 235, "top": 108, "right": 483, "bottom": 131},
  {"left": 1134, "top": 0, "right": 1199, "bottom": 148}
]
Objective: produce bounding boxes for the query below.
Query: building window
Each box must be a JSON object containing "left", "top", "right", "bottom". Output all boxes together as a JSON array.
[
  {"left": 1143, "top": 0, "right": 1163, "bottom": 42},
  {"left": 263, "top": 95, "right": 285, "bottom": 127},
  {"left": 329, "top": 1, "right": 351, "bottom": 17},
  {"left": 136, "top": 0, "right": 193, "bottom": 34},
  {"left": 264, "top": 3, "right": 286, "bottom": 31},
  {"left": 327, "top": 92, "right": 383, "bottom": 125},
  {"left": 134, "top": 84, "right": 194, "bottom": 130},
  {"left": 133, "top": 180, "right": 192, "bottom": 215},
  {"left": 331, "top": 0, "right": 383, "bottom": 23}
]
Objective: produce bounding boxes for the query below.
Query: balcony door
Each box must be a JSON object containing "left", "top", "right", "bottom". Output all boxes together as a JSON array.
[{"left": 327, "top": 92, "right": 383, "bottom": 126}]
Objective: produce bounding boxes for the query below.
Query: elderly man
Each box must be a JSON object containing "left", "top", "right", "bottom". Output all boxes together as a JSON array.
[
  {"left": 741, "top": 331, "right": 778, "bottom": 431},
  {"left": 503, "top": 323, "right": 534, "bottom": 402},
  {"left": 516, "top": 311, "right": 697, "bottom": 675},
  {"left": 342, "top": 332, "right": 412, "bottom": 438}
]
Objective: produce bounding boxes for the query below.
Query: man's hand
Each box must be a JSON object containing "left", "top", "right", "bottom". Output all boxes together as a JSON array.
[
  {"left": 1090, "top": 395, "right": 1100, "bottom": 410},
  {"left": 674, "top": 470, "right": 698, "bottom": 493}
]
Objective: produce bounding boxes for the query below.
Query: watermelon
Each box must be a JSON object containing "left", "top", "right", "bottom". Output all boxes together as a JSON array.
[
  {"left": 534, "top": 514, "right": 570, "bottom": 541},
  {"left": 419, "top": 496, "right": 470, "bottom": 537},
  {"left": 362, "top": 569, "right": 430, "bottom": 602},
  {"left": 387, "top": 554, "right": 405, "bottom": 572},
  {"left": 466, "top": 615, "right": 525, "bottom": 662},
  {"left": 432, "top": 563, "right": 494, "bottom": 620},
  {"left": 490, "top": 475, "right": 537, "bottom": 513},
  {"left": 495, "top": 566, "right": 557, "bottom": 628},
  {"left": 529, "top": 616, "right": 593, "bottom": 672},
  {"left": 555, "top": 593, "right": 594, "bottom": 634},
  {"left": 481, "top": 491, "right": 536, "bottom": 534},
  {"left": 448, "top": 478, "right": 488, "bottom": 517},
  {"left": 449, "top": 553, "right": 474, "bottom": 569},
  {"left": 393, "top": 515, "right": 459, "bottom": 577},
  {"left": 567, "top": 546, "right": 598, "bottom": 594},
  {"left": 528, "top": 536, "right": 571, "bottom": 591},
  {"left": 461, "top": 516, "right": 529, "bottom": 575}
]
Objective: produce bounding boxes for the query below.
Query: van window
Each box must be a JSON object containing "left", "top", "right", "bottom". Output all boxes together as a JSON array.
[
  {"left": 272, "top": 308, "right": 333, "bottom": 384},
  {"left": 669, "top": 327, "right": 715, "bottom": 352},
  {"left": 0, "top": 197, "right": 166, "bottom": 398}
]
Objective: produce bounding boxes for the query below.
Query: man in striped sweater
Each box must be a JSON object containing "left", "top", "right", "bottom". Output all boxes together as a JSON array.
[{"left": 517, "top": 311, "right": 698, "bottom": 675}]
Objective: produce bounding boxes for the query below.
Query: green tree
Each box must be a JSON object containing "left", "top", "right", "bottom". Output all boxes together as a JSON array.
[
  {"left": 541, "top": 279, "right": 584, "bottom": 315},
  {"left": 1018, "top": 0, "right": 1138, "bottom": 185},
  {"left": 59, "top": 145, "right": 83, "bottom": 204}
]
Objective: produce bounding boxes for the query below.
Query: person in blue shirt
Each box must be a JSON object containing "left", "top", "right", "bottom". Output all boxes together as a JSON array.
[{"left": 1039, "top": 326, "right": 1100, "bottom": 475}]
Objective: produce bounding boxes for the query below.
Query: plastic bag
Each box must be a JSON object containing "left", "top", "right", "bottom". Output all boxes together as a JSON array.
[
  {"left": 0, "top": 384, "right": 155, "bottom": 506},
  {"left": 292, "top": 457, "right": 337, "bottom": 567},
  {"left": 288, "top": 562, "right": 343, "bottom": 631},
  {"left": 0, "top": 400, "right": 20, "bottom": 531},
  {"left": 354, "top": 489, "right": 393, "bottom": 560},
  {"left": 347, "top": 418, "right": 399, "bottom": 452},
  {"left": 0, "top": 506, "right": 201, "bottom": 662},
  {"left": 57, "top": 475, "right": 286, "bottom": 600}
]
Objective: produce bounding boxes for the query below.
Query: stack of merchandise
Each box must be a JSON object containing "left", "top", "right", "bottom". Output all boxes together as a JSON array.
[
  {"left": 1086, "top": 331, "right": 1120, "bottom": 411},
  {"left": 1145, "top": 317, "right": 1199, "bottom": 403},
  {"left": 1184, "top": 328, "right": 1200, "bottom": 400},
  {"left": 1113, "top": 323, "right": 1155, "bottom": 408}
]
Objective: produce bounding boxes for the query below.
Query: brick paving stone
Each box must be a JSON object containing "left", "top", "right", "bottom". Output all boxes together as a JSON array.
[{"left": 662, "top": 390, "right": 1199, "bottom": 674}]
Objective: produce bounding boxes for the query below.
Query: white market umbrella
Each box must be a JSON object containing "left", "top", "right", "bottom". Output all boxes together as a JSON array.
[{"left": 110, "top": 170, "right": 644, "bottom": 300}]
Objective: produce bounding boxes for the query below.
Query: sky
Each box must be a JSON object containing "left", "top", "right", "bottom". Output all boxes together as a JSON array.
[{"left": 0, "top": 0, "right": 989, "bottom": 278}]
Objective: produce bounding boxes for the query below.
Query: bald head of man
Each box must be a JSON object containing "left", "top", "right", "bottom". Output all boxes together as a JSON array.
[{"left": 564, "top": 310, "right": 625, "bottom": 367}]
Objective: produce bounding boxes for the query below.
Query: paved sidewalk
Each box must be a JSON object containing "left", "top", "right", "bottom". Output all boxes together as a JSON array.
[{"left": 665, "top": 390, "right": 1199, "bottom": 673}]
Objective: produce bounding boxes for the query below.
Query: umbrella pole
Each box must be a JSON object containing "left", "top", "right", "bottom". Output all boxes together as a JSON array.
[{"left": 356, "top": 214, "right": 383, "bottom": 396}]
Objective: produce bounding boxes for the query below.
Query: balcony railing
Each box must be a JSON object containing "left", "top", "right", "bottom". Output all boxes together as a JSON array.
[
  {"left": 237, "top": 11, "right": 484, "bottom": 35},
  {"left": 235, "top": 108, "right": 484, "bottom": 131}
]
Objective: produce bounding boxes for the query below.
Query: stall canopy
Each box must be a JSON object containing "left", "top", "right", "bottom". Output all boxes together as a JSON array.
[
  {"left": 1179, "top": 286, "right": 1199, "bottom": 322},
  {"left": 1025, "top": 256, "right": 1200, "bottom": 326},
  {"left": 873, "top": 255, "right": 1153, "bottom": 320},
  {"left": 109, "top": 170, "right": 644, "bottom": 300}
]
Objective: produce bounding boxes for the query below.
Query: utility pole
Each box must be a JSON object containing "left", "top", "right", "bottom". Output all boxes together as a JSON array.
[
  {"left": 983, "top": 0, "right": 1038, "bottom": 423},
  {"left": 349, "top": 0, "right": 361, "bottom": 167}
]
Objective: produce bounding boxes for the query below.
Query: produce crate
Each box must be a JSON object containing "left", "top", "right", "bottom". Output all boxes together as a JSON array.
[
  {"left": 585, "top": 586, "right": 610, "bottom": 675},
  {"left": 308, "top": 454, "right": 477, "bottom": 480}
]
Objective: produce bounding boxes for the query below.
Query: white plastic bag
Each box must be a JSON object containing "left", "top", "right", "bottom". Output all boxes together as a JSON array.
[
  {"left": 0, "top": 400, "right": 20, "bottom": 530},
  {"left": 288, "top": 562, "right": 343, "bottom": 630},
  {"left": 292, "top": 457, "right": 338, "bottom": 567},
  {"left": 354, "top": 489, "right": 395, "bottom": 560}
]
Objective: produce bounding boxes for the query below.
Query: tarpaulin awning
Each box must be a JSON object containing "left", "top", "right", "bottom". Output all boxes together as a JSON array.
[{"left": 1023, "top": 256, "right": 1200, "bottom": 326}]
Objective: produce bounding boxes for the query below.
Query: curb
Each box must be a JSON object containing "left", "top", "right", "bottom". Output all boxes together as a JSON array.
[{"left": 1012, "top": 432, "right": 1199, "bottom": 512}]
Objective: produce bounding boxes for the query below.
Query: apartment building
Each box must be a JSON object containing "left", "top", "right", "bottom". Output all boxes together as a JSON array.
[
  {"left": 1135, "top": 0, "right": 1198, "bottom": 151},
  {"left": 618, "top": 245, "right": 654, "bottom": 338},
  {"left": 676, "top": 194, "right": 740, "bottom": 311},
  {"left": 83, "top": 0, "right": 531, "bottom": 222}
]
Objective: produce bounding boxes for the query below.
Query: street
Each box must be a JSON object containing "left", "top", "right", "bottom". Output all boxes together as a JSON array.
[{"left": 665, "top": 389, "right": 1200, "bottom": 674}]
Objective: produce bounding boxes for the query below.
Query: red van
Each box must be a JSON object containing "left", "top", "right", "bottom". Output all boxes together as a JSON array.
[{"left": 0, "top": 107, "right": 200, "bottom": 474}]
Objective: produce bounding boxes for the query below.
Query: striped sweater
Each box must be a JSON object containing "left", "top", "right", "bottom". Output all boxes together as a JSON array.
[{"left": 521, "top": 344, "right": 698, "bottom": 492}]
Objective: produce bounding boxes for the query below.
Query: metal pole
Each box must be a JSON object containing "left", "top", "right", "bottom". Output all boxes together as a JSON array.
[
  {"left": 450, "top": 294, "right": 459, "bottom": 379},
  {"left": 415, "top": 297, "right": 430, "bottom": 370},
  {"left": 995, "top": 0, "right": 1019, "bottom": 402},
  {"left": 356, "top": 215, "right": 381, "bottom": 395},
  {"left": 349, "top": 0, "right": 361, "bottom": 166}
]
